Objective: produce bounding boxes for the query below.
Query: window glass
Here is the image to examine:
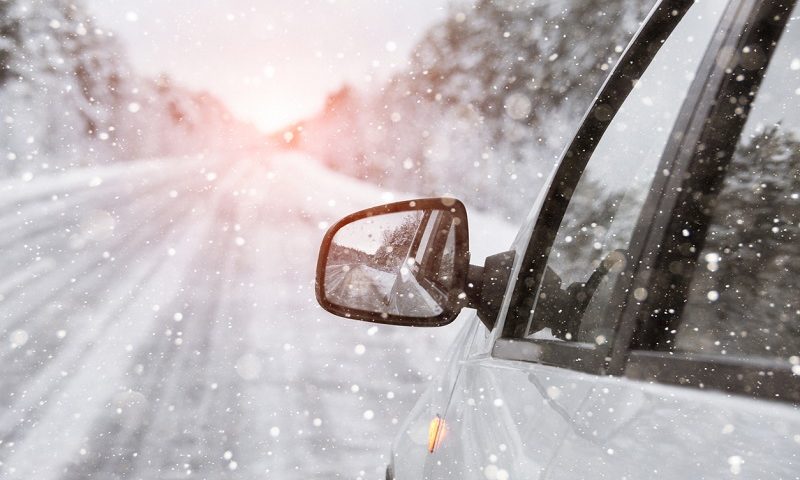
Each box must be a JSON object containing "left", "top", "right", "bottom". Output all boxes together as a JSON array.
[
  {"left": 676, "top": 6, "right": 800, "bottom": 359},
  {"left": 522, "top": 1, "right": 728, "bottom": 346}
]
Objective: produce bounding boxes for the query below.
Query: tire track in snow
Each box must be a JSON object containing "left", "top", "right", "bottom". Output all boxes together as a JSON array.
[
  {"left": 0, "top": 160, "right": 191, "bottom": 215},
  {"left": 0, "top": 170, "right": 217, "bottom": 362},
  {"left": 59, "top": 171, "right": 250, "bottom": 480},
  {"left": 0, "top": 162, "right": 199, "bottom": 256},
  {"left": 0, "top": 213, "right": 218, "bottom": 479},
  {"left": 214, "top": 162, "right": 420, "bottom": 479},
  {"left": 0, "top": 157, "right": 246, "bottom": 337},
  {"left": 0, "top": 179, "right": 206, "bottom": 338},
  {"left": 0, "top": 160, "right": 253, "bottom": 476}
]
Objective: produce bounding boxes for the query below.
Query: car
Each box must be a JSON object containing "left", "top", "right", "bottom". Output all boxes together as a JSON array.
[{"left": 315, "top": 0, "right": 800, "bottom": 478}]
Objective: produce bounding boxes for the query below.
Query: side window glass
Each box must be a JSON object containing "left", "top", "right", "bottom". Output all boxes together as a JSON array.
[
  {"left": 521, "top": 2, "right": 728, "bottom": 345},
  {"left": 675, "top": 6, "right": 800, "bottom": 360}
]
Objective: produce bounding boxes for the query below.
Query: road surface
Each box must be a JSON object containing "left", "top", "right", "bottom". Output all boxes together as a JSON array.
[{"left": 0, "top": 152, "right": 467, "bottom": 479}]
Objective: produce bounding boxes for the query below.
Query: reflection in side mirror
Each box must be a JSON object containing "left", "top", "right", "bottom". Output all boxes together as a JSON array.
[{"left": 316, "top": 198, "right": 470, "bottom": 327}]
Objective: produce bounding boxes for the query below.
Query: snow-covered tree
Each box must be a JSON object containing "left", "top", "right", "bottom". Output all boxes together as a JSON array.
[
  {"left": 290, "top": 0, "right": 651, "bottom": 221},
  {"left": 0, "top": 0, "right": 259, "bottom": 177}
]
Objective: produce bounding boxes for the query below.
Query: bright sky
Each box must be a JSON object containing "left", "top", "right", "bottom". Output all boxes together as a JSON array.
[{"left": 85, "top": 0, "right": 452, "bottom": 132}]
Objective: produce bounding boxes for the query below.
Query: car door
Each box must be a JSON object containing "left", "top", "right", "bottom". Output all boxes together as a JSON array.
[
  {"left": 418, "top": 0, "right": 794, "bottom": 478},
  {"left": 481, "top": 0, "right": 800, "bottom": 479}
]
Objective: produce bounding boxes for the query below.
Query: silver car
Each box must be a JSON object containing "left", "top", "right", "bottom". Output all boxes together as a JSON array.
[{"left": 316, "top": 0, "right": 800, "bottom": 477}]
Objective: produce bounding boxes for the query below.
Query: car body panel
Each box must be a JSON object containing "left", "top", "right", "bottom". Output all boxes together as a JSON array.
[
  {"left": 387, "top": 0, "right": 800, "bottom": 478},
  {"left": 390, "top": 313, "right": 478, "bottom": 479},
  {"left": 430, "top": 358, "right": 800, "bottom": 479}
]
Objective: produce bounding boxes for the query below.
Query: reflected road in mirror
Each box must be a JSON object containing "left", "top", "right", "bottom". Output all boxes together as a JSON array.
[{"left": 324, "top": 210, "right": 454, "bottom": 318}]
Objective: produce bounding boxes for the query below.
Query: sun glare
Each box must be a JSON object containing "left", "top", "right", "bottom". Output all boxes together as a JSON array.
[{"left": 235, "top": 88, "right": 327, "bottom": 133}]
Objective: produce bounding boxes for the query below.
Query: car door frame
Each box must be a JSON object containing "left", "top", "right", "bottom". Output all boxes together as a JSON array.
[{"left": 488, "top": 0, "right": 751, "bottom": 375}]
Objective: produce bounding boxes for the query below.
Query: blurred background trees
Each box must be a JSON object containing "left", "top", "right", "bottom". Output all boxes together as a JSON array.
[
  {"left": 0, "top": 0, "right": 259, "bottom": 177},
  {"left": 289, "top": 0, "right": 651, "bottom": 221}
]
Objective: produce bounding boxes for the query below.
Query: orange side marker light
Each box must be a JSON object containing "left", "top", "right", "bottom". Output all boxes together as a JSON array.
[{"left": 428, "top": 415, "right": 446, "bottom": 453}]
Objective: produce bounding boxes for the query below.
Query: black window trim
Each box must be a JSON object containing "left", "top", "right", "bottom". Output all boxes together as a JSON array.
[
  {"left": 626, "top": 351, "right": 800, "bottom": 403},
  {"left": 494, "top": 0, "right": 738, "bottom": 374}
]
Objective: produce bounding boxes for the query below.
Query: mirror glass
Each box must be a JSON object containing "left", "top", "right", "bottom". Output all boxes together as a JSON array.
[{"left": 324, "top": 209, "right": 458, "bottom": 318}]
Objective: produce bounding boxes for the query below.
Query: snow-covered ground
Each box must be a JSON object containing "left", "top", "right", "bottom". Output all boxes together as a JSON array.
[{"left": 0, "top": 152, "right": 518, "bottom": 479}]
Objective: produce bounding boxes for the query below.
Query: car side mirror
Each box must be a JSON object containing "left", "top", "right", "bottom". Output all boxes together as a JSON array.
[{"left": 315, "top": 198, "right": 470, "bottom": 326}]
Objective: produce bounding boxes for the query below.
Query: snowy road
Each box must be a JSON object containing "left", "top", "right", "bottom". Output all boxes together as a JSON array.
[{"left": 0, "top": 152, "right": 478, "bottom": 479}]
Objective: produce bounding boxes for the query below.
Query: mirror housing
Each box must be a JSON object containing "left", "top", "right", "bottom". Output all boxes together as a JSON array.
[{"left": 315, "top": 198, "right": 470, "bottom": 327}]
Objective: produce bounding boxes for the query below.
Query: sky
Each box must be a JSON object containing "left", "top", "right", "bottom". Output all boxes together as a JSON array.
[{"left": 85, "top": 0, "right": 453, "bottom": 133}]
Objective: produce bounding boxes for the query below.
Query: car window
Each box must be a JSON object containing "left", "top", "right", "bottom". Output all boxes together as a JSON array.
[
  {"left": 673, "top": 4, "right": 800, "bottom": 360},
  {"left": 518, "top": 1, "right": 728, "bottom": 348}
]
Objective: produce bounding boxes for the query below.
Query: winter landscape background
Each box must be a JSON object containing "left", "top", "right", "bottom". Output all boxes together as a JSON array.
[{"left": 1, "top": 0, "right": 649, "bottom": 478}]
